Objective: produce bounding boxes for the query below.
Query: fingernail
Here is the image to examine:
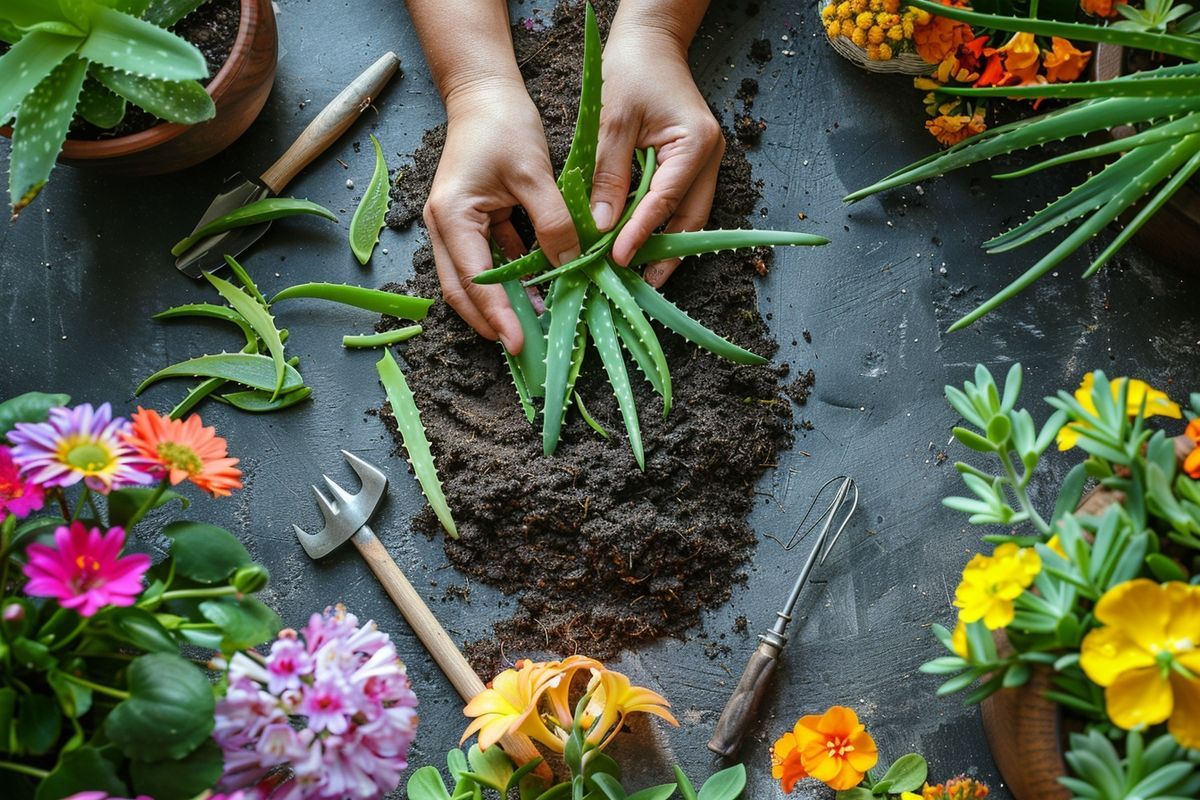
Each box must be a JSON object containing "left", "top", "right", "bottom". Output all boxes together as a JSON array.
[
  {"left": 591, "top": 201, "right": 613, "bottom": 231},
  {"left": 499, "top": 333, "right": 516, "bottom": 353},
  {"left": 557, "top": 247, "right": 581, "bottom": 266}
]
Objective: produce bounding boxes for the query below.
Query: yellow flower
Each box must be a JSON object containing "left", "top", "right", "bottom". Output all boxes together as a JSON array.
[
  {"left": 822, "top": 2, "right": 838, "bottom": 19},
  {"left": 1080, "top": 579, "right": 1200, "bottom": 748},
  {"left": 841, "top": 19, "right": 857, "bottom": 36},
  {"left": 857, "top": 11, "right": 876, "bottom": 28},
  {"left": 461, "top": 659, "right": 563, "bottom": 751},
  {"left": 852, "top": 27, "right": 869, "bottom": 46},
  {"left": 1056, "top": 372, "right": 1182, "bottom": 450},
  {"left": 583, "top": 668, "right": 679, "bottom": 748},
  {"left": 1045, "top": 533, "right": 1068, "bottom": 559},
  {"left": 951, "top": 618, "right": 969, "bottom": 658},
  {"left": 953, "top": 543, "right": 1041, "bottom": 629},
  {"left": 540, "top": 654, "right": 603, "bottom": 728},
  {"left": 837, "top": 0, "right": 854, "bottom": 17},
  {"left": 1043, "top": 37, "right": 1091, "bottom": 82},
  {"left": 792, "top": 706, "right": 879, "bottom": 791},
  {"left": 868, "top": 26, "right": 885, "bottom": 44},
  {"left": 887, "top": 25, "right": 905, "bottom": 41}
]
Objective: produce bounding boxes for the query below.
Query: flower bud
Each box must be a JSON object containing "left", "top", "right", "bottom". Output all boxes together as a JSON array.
[{"left": 232, "top": 564, "right": 269, "bottom": 594}]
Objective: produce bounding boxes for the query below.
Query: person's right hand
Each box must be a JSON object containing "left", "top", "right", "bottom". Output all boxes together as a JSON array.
[{"left": 424, "top": 78, "right": 581, "bottom": 354}]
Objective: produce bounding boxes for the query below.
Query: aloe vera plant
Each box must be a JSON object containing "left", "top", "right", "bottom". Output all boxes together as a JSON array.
[
  {"left": 1, "top": 0, "right": 218, "bottom": 215},
  {"left": 478, "top": 3, "right": 828, "bottom": 468},
  {"left": 848, "top": 0, "right": 1200, "bottom": 330},
  {"left": 350, "top": 134, "right": 391, "bottom": 265}
]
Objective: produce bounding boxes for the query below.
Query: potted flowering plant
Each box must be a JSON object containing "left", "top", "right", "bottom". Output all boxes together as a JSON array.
[{"left": 921, "top": 365, "right": 1200, "bottom": 798}]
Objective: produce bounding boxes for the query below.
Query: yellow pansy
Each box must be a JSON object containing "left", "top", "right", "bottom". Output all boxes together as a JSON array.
[
  {"left": 1080, "top": 579, "right": 1200, "bottom": 748},
  {"left": 953, "top": 543, "right": 1041, "bottom": 629},
  {"left": 1057, "top": 372, "right": 1182, "bottom": 450}
]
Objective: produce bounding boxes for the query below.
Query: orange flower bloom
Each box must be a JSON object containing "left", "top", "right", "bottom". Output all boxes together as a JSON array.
[
  {"left": 926, "top": 112, "right": 987, "bottom": 146},
  {"left": 975, "top": 51, "right": 1013, "bottom": 87},
  {"left": 773, "top": 706, "right": 879, "bottom": 792},
  {"left": 1185, "top": 418, "right": 1200, "bottom": 479},
  {"left": 1081, "top": 0, "right": 1127, "bottom": 17},
  {"left": 924, "top": 775, "right": 991, "bottom": 799},
  {"left": 1043, "top": 37, "right": 1092, "bottom": 82},
  {"left": 998, "top": 32, "right": 1044, "bottom": 86},
  {"left": 913, "top": 1, "right": 975, "bottom": 64},
  {"left": 123, "top": 408, "right": 242, "bottom": 497}
]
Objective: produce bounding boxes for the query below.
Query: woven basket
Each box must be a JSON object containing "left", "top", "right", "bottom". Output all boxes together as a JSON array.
[{"left": 820, "top": 0, "right": 936, "bottom": 75}]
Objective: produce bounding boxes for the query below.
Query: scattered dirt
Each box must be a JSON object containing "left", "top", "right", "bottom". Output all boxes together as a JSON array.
[
  {"left": 67, "top": 0, "right": 240, "bottom": 141},
  {"left": 749, "top": 37, "right": 773, "bottom": 66},
  {"left": 785, "top": 370, "right": 816, "bottom": 406},
  {"left": 380, "top": 0, "right": 803, "bottom": 674}
]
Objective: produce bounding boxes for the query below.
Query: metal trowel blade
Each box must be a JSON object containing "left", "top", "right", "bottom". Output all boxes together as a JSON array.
[{"left": 174, "top": 172, "right": 274, "bottom": 278}]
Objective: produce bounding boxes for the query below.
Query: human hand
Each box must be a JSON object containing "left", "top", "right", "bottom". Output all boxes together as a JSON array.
[
  {"left": 591, "top": 20, "right": 724, "bottom": 287},
  {"left": 423, "top": 79, "right": 581, "bottom": 353}
]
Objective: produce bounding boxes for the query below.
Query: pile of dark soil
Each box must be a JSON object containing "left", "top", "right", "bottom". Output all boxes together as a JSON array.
[
  {"left": 381, "top": 1, "right": 802, "bottom": 673},
  {"left": 68, "top": 0, "right": 240, "bottom": 141}
]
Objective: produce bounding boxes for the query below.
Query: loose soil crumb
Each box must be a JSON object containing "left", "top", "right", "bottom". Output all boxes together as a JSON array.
[
  {"left": 749, "top": 37, "right": 773, "bottom": 66},
  {"left": 785, "top": 369, "right": 816, "bottom": 406},
  {"left": 380, "top": 1, "right": 802, "bottom": 674}
]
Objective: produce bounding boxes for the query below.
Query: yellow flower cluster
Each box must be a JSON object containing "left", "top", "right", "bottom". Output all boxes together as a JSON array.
[
  {"left": 953, "top": 543, "right": 1041, "bottom": 630},
  {"left": 821, "top": 0, "right": 930, "bottom": 60}
]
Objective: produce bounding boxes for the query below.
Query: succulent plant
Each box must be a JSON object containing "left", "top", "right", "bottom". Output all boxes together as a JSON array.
[
  {"left": 1061, "top": 729, "right": 1200, "bottom": 800},
  {"left": 481, "top": 3, "right": 828, "bottom": 469},
  {"left": 1, "top": 0, "right": 217, "bottom": 215}
]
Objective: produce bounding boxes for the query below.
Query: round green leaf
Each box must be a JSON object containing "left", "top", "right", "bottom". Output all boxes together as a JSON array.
[
  {"left": 876, "top": 753, "right": 928, "bottom": 794},
  {"left": 407, "top": 766, "right": 453, "bottom": 800},
  {"left": 986, "top": 413, "right": 1012, "bottom": 445},
  {"left": 199, "top": 596, "right": 282, "bottom": 651},
  {"left": 162, "top": 521, "right": 250, "bottom": 583},
  {"left": 0, "top": 392, "right": 69, "bottom": 438},
  {"left": 105, "top": 606, "right": 178, "bottom": 653},
  {"left": 131, "top": 738, "right": 224, "bottom": 800},
  {"left": 35, "top": 745, "right": 127, "bottom": 800},
  {"left": 697, "top": 764, "right": 746, "bottom": 800},
  {"left": 105, "top": 653, "right": 215, "bottom": 761},
  {"left": 16, "top": 693, "right": 61, "bottom": 755}
]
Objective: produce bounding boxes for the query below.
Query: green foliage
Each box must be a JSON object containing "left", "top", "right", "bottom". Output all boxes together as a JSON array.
[
  {"left": 171, "top": 197, "right": 337, "bottom": 257},
  {"left": 349, "top": 134, "right": 391, "bottom": 265},
  {"left": 203, "top": 271, "right": 287, "bottom": 398},
  {"left": 271, "top": 282, "right": 434, "bottom": 319},
  {"left": 342, "top": 325, "right": 423, "bottom": 348},
  {"left": 136, "top": 352, "right": 305, "bottom": 395},
  {"left": 0, "top": 0, "right": 214, "bottom": 213},
  {"left": 0, "top": 392, "right": 70, "bottom": 438},
  {"left": 469, "top": 1, "right": 825, "bottom": 466},
  {"left": 1060, "top": 730, "right": 1200, "bottom": 799}
]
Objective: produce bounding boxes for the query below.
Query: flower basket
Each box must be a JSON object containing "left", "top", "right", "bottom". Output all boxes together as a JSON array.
[{"left": 817, "top": 0, "right": 935, "bottom": 74}]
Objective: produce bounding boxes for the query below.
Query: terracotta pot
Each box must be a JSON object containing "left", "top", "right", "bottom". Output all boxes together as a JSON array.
[
  {"left": 57, "top": 0, "right": 277, "bottom": 175},
  {"left": 978, "top": 435, "right": 1196, "bottom": 799},
  {"left": 1089, "top": 44, "right": 1200, "bottom": 274}
]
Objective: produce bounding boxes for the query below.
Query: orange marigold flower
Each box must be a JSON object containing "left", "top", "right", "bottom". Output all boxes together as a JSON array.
[
  {"left": 912, "top": 1, "right": 974, "bottom": 64},
  {"left": 1081, "top": 0, "right": 1127, "bottom": 17},
  {"left": 123, "top": 408, "right": 242, "bottom": 497},
  {"left": 926, "top": 111, "right": 986, "bottom": 146},
  {"left": 1185, "top": 418, "right": 1200, "bottom": 479},
  {"left": 924, "top": 775, "right": 990, "bottom": 799},
  {"left": 775, "top": 706, "right": 879, "bottom": 791},
  {"left": 1043, "top": 36, "right": 1092, "bottom": 82}
]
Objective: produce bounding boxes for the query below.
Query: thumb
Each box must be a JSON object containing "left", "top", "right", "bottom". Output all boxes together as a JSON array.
[{"left": 589, "top": 115, "right": 637, "bottom": 232}]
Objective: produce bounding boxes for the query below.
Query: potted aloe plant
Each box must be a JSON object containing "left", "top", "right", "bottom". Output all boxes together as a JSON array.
[{"left": 0, "top": 0, "right": 277, "bottom": 217}]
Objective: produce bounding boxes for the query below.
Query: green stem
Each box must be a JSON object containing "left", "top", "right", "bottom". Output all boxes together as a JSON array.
[
  {"left": 86, "top": 492, "right": 105, "bottom": 527},
  {"left": 999, "top": 448, "right": 1051, "bottom": 536},
  {"left": 0, "top": 515, "right": 12, "bottom": 595},
  {"left": 69, "top": 488, "right": 89, "bottom": 523},
  {"left": 124, "top": 477, "right": 169, "bottom": 530},
  {"left": 142, "top": 585, "right": 238, "bottom": 607},
  {"left": 57, "top": 672, "right": 130, "bottom": 700},
  {"left": 51, "top": 618, "right": 89, "bottom": 652},
  {"left": 0, "top": 760, "right": 50, "bottom": 779},
  {"left": 177, "top": 622, "right": 221, "bottom": 630}
]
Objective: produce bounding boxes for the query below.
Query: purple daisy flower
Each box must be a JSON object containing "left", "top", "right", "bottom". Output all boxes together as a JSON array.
[{"left": 8, "top": 402, "right": 151, "bottom": 493}]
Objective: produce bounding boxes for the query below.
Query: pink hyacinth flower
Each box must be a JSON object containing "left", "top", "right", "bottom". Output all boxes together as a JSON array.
[
  {"left": 23, "top": 522, "right": 151, "bottom": 617},
  {"left": 0, "top": 445, "right": 44, "bottom": 521}
]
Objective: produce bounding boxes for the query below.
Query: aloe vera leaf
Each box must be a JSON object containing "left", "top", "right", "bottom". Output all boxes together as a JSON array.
[
  {"left": 76, "top": 75, "right": 127, "bottom": 128},
  {"left": 170, "top": 377, "right": 225, "bottom": 419},
  {"left": 1083, "top": 139, "right": 1200, "bottom": 278},
  {"left": 574, "top": 392, "right": 610, "bottom": 440},
  {"left": 222, "top": 254, "right": 270, "bottom": 308},
  {"left": 629, "top": 229, "right": 828, "bottom": 266},
  {"left": 541, "top": 274, "right": 589, "bottom": 456},
  {"left": 138, "top": 353, "right": 304, "bottom": 395},
  {"left": 10, "top": 54, "right": 88, "bottom": 214},
  {"left": 4, "top": 0, "right": 73, "bottom": 28},
  {"left": 92, "top": 65, "right": 214, "bottom": 124},
  {"left": 611, "top": 305, "right": 666, "bottom": 400},
  {"left": 271, "top": 283, "right": 433, "bottom": 320},
  {"left": 905, "top": 0, "right": 1200, "bottom": 61},
  {"left": 472, "top": 248, "right": 553, "bottom": 285},
  {"left": 79, "top": 4, "right": 208, "bottom": 80},
  {"left": 170, "top": 198, "right": 336, "bottom": 256},
  {"left": 505, "top": 349, "right": 537, "bottom": 424},
  {"left": 523, "top": 243, "right": 608, "bottom": 287},
  {"left": 558, "top": 2, "right": 602, "bottom": 191},
  {"left": 501, "top": 281, "right": 546, "bottom": 396},
  {"left": 950, "top": 139, "right": 1194, "bottom": 331},
  {"left": 106, "top": 0, "right": 153, "bottom": 17},
  {"left": 559, "top": 166, "right": 602, "bottom": 248},
  {"left": 585, "top": 293, "right": 644, "bottom": 469},
  {"left": 220, "top": 386, "right": 314, "bottom": 413},
  {"left": 350, "top": 134, "right": 390, "bottom": 265},
  {"left": 942, "top": 75, "right": 1200, "bottom": 100},
  {"left": 376, "top": 350, "right": 458, "bottom": 539},
  {"left": 143, "top": 0, "right": 206, "bottom": 27},
  {"left": 204, "top": 271, "right": 288, "bottom": 398},
  {"left": 342, "top": 325, "right": 423, "bottom": 348},
  {"left": 586, "top": 262, "right": 672, "bottom": 415},
  {"left": 615, "top": 268, "right": 767, "bottom": 365},
  {"left": 153, "top": 302, "right": 255, "bottom": 343},
  {"left": 0, "top": 32, "right": 81, "bottom": 125},
  {"left": 986, "top": 146, "right": 1164, "bottom": 252},
  {"left": 992, "top": 113, "right": 1200, "bottom": 181}
]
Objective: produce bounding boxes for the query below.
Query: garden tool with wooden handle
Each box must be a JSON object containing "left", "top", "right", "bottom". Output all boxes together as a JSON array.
[
  {"left": 292, "top": 451, "right": 550, "bottom": 780},
  {"left": 708, "top": 475, "right": 859, "bottom": 759}
]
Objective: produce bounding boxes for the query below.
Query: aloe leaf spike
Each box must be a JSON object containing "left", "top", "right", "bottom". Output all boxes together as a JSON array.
[
  {"left": 76, "top": 76, "right": 127, "bottom": 129},
  {"left": 349, "top": 133, "right": 391, "bottom": 265},
  {"left": 153, "top": 302, "right": 255, "bottom": 344},
  {"left": 585, "top": 293, "right": 644, "bottom": 469},
  {"left": 472, "top": 248, "right": 553, "bottom": 286},
  {"left": 523, "top": 248, "right": 608, "bottom": 287},
  {"left": 376, "top": 351, "right": 458, "bottom": 539},
  {"left": 170, "top": 377, "right": 226, "bottom": 420},
  {"left": 541, "top": 274, "right": 589, "bottom": 456},
  {"left": 586, "top": 262, "right": 672, "bottom": 415},
  {"left": 222, "top": 255, "right": 270, "bottom": 308},
  {"left": 221, "top": 386, "right": 313, "bottom": 413},
  {"left": 342, "top": 325, "right": 424, "bottom": 349},
  {"left": 629, "top": 229, "right": 828, "bottom": 267},
  {"left": 559, "top": 166, "right": 601, "bottom": 248},
  {"left": 505, "top": 349, "right": 537, "bottom": 424},
  {"left": 574, "top": 392, "right": 610, "bottom": 440},
  {"left": 78, "top": 4, "right": 208, "bottom": 81},
  {"left": 558, "top": 2, "right": 603, "bottom": 190},
  {"left": 941, "top": 74, "right": 1200, "bottom": 100},
  {"left": 611, "top": 305, "right": 666, "bottom": 401},
  {"left": 92, "top": 66, "right": 214, "bottom": 126},
  {"left": 144, "top": 0, "right": 208, "bottom": 27},
  {"left": 501, "top": 281, "right": 547, "bottom": 396},
  {"left": 203, "top": 271, "right": 288, "bottom": 399},
  {"left": 10, "top": 54, "right": 89, "bottom": 215}
]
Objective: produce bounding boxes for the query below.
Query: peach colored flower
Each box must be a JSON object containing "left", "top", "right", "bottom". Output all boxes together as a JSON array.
[{"left": 1043, "top": 37, "right": 1092, "bottom": 82}]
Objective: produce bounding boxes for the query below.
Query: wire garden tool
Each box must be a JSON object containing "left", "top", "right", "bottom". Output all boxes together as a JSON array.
[
  {"left": 292, "top": 450, "right": 549, "bottom": 779},
  {"left": 707, "top": 476, "right": 860, "bottom": 759}
]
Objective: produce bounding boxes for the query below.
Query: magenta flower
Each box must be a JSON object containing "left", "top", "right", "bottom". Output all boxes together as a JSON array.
[
  {"left": 214, "top": 605, "right": 419, "bottom": 800},
  {"left": 8, "top": 402, "right": 151, "bottom": 494},
  {"left": 23, "top": 523, "right": 151, "bottom": 617},
  {"left": 0, "top": 445, "right": 44, "bottom": 521}
]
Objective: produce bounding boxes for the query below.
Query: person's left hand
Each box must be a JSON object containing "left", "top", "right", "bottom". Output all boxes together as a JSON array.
[{"left": 589, "top": 21, "right": 725, "bottom": 288}]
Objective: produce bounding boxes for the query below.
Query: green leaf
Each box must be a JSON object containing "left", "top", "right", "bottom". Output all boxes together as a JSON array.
[
  {"left": 107, "top": 486, "right": 188, "bottom": 527},
  {"left": 542, "top": 275, "right": 589, "bottom": 456},
  {"left": 952, "top": 426, "right": 996, "bottom": 452},
  {"left": 674, "top": 766, "right": 698, "bottom": 800},
  {"left": 574, "top": 391, "right": 610, "bottom": 439},
  {"left": 143, "top": 0, "right": 208, "bottom": 27},
  {"left": 130, "top": 738, "right": 224, "bottom": 800},
  {"left": 10, "top": 54, "right": 88, "bottom": 214},
  {"left": 162, "top": 520, "right": 251, "bottom": 583},
  {"left": 16, "top": 693, "right": 61, "bottom": 755},
  {"left": 220, "top": 386, "right": 314, "bottom": 412},
  {"left": 466, "top": 743, "right": 515, "bottom": 792},
  {"left": 1146, "top": 553, "right": 1188, "bottom": 582},
  {"left": 833, "top": 789, "right": 875, "bottom": 800},
  {"left": 153, "top": 302, "right": 255, "bottom": 343},
  {"left": 79, "top": 3, "right": 207, "bottom": 80},
  {"left": 76, "top": 75, "right": 126, "bottom": 127},
  {"left": 199, "top": 596, "right": 282, "bottom": 651},
  {"left": 106, "top": 606, "right": 178, "bottom": 652},
  {"left": 585, "top": 293, "right": 643, "bottom": 468},
  {"left": 591, "top": 773, "right": 629, "bottom": 800},
  {"left": 875, "top": 754, "right": 927, "bottom": 794},
  {"left": 628, "top": 785, "right": 678, "bottom": 800},
  {"left": 408, "top": 766, "right": 454, "bottom": 800},
  {"left": 171, "top": 198, "right": 336, "bottom": 256},
  {"left": 0, "top": 391, "right": 70, "bottom": 438},
  {"left": 137, "top": 353, "right": 305, "bottom": 395},
  {"left": 106, "top": 653, "right": 215, "bottom": 760},
  {"left": 204, "top": 270, "right": 288, "bottom": 398},
  {"left": 350, "top": 134, "right": 391, "bottom": 264},
  {"left": 629, "top": 229, "right": 827, "bottom": 267},
  {"left": 558, "top": 2, "right": 602, "bottom": 191},
  {"left": 35, "top": 745, "right": 127, "bottom": 800},
  {"left": 272, "top": 282, "right": 434, "bottom": 320},
  {"left": 92, "top": 65, "right": 213, "bottom": 124},
  {"left": 377, "top": 350, "right": 458, "bottom": 538},
  {"left": 342, "top": 325, "right": 423, "bottom": 348},
  {"left": 501, "top": 280, "right": 546, "bottom": 396},
  {"left": 947, "top": 74, "right": 1200, "bottom": 100},
  {"left": 472, "top": 248, "right": 554, "bottom": 286},
  {"left": 0, "top": 31, "right": 81, "bottom": 125},
  {"left": 697, "top": 764, "right": 746, "bottom": 800}
]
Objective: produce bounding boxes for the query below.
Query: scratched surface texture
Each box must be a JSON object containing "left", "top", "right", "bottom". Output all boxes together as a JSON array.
[{"left": 2, "top": 1, "right": 1198, "bottom": 797}]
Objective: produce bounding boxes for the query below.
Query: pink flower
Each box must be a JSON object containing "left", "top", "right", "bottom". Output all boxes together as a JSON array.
[
  {"left": 266, "top": 631, "right": 313, "bottom": 694},
  {"left": 8, "top": 402, "right": 151, "bottom": 494},
  {"left": 23, "top": 523, "right": 151, "bottom": 616},
  {"left": 0, "top": 445, "right": 44, "bottom": 521}
]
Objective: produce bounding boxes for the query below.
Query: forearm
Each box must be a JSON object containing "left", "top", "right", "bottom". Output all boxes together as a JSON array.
[
  {"left": 405, "top": 0, "right": 524, "bottom": 112},
  {"left": 609, "top": 0, "right": 710, "bottom": 54}
]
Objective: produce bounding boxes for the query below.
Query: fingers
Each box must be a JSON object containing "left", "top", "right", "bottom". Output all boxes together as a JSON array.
[
  {"left": 644, "top": 143, "right": 722, "bottom": 287},
  {"left": 511, "top": 167, "right": 581, "bottom": 266},
  {"left": 590, "top": 113, "right": 637, "bottom": 232},
  {"left": 424, "top": 204, "right": 525, "bottom": 354},
  {"left": 491, "top": 217, "right": 526, "bottom": 260}
]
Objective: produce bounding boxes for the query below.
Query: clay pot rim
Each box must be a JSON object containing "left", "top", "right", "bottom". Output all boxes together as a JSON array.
[{"left": 56, "top": 0, "right": 258, "bottom": 161}]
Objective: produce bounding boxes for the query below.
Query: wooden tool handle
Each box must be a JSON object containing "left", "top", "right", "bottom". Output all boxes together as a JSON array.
[
  {"left": 707, "top": 640, "right": 780, "bottom": 758},
  {"left": 351, "top": 526, "right": 549, "bottom": 778},
  {"left": 259, "top": 52, "right": 400, "bottom": 194}
]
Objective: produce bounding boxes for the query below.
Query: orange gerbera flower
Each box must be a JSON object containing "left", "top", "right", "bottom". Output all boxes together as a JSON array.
[
  {"left": 123, "top": 408, "right": 242, "bottom": 497},
  {"left": 926, "top": 111, "right": 987, "bottom": 146},
  {"left": 776, "top": 706, "right": 879, "bottom": 792},
  {"left": 1185, "top": 418, "right": 1200, "bottom": 479},
  {"left": 1081, "top": 0, "right": 1127, "bottom": 17},
  {"left": 912, "top": 1, "right": 975, "bottom": 63},
  {"left": 1043, "top": 37, "right": 1092, "bottom": 82}
]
